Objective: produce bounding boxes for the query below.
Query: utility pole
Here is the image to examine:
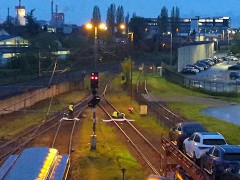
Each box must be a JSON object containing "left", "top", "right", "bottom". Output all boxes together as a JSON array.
[{"left": 94, "top": 26, "right": 98, "bottom": 71}]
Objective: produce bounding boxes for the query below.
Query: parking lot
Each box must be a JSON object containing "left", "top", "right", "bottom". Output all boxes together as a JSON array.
[
  {"left": 186, "top": 61, "right": 236, "bottom": 82},
  {"left": 183, "top": 61, "right": 240, "bottom": 92}
]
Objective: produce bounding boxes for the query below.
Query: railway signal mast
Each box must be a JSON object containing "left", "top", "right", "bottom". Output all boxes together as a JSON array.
[{"left": 88, "top": 72, "right": 100, "bottom": 150}]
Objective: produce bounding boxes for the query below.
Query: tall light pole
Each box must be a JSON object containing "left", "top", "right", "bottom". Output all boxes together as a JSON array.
[
  {"left": 85, "top": 23, "right": 106, "bottom": 150},
  {"left": 85, "top": 22, "right": 107, "bottom": 70},
  {"left": 227, "top": 29, "right": 230, "bottom": 54},
  {"left": 128, "top": 31, "right": 134, "bottom": 101},
  {"left": 214, "top": 38, "right": 218, "bottom": 52},
  {"left": 168, "top": 32, "right": 173, "bottom": 65}
]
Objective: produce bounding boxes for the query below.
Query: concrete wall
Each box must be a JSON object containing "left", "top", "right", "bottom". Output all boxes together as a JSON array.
[
  {"left": 0, "top": 80, "right": 84, "bottom": 115},
  {"left": 177, "top": 43, "right": 214, "bottom": 72}
]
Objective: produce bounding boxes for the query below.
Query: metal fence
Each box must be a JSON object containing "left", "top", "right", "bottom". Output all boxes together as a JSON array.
[{"left": 164, "top": 68, "right": 240, "bottom": 94}]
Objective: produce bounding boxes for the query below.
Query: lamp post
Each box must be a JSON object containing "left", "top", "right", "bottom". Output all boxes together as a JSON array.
[
  {"left": 128, "top": 31, "right": 134, "bottom": 101},
  {"left": 168, "top": 32, "right": 173, "bottom": 66},
  {"left": 214, "top": 38, "right": 218, "bottom": 52},
  {"left": 227, "top": 29, "right": 230, "bottom": 54},
  {"left": 85, "top": 22, "right": 107, "bottom": 70}
]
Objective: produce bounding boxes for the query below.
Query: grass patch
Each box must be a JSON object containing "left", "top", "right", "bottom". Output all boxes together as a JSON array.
[
  {"left": 144, "top": 75, "right": 240, "bottom": 144},
  {"left": 70, "top": 109, "right": 144, "bottom": 180},
  {"left": 168, "top": 103, "right": 240, "bottom": 144},
  {"left": 146, "top": 76, "right": 206, "bottom": 97},
  {"left": 0, "top": 90, "right": 86, "bottom": 140}
]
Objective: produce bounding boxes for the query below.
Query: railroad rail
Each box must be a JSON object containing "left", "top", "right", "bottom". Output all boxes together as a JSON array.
[
  {"left": 0, "top": 74, "right": 112, "bottom": 164},
  {"left": 0, "top": 95, "right": 92, "bottom": 165},
  {"left": 99, "top": 97, "right": 167, "bottom": 176}
]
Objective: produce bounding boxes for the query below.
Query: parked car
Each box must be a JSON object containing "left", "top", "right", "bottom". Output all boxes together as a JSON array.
[
  {"left": 205, "top": 58, "right": 215, "bottom": 65},
  {"left": 186, "top": 65, "right": 204, "bottom": 71},
  {"left": 227, "top": 56, "right": 238, "bottom": 61},
  {"left": 228, "top": 64, "right": 240, "bottom": 70},
  {"left": 230, "top": 72, "right": 240, "bottom": 80},
  {"left": 198, "top": 60, "right": 212, "bottom": 66},
  {"left": 200, "top": 145, "right": 240, "bottom": 177},
  {"left": 182, "top": 67, "right": 199, "bottom": 74},
  {"left": 196, "top": 62, "right": 209, "bottom": 70},
  {"left": 169, "top": 122, "right": 207, "bottom": 150},
  {"left": 183, "top": 132, "right": 227, "bottom": 163},
  {"left": 222, "top": 165, "right": 240, "bottom": 180},
  {"left": 190, "top": 80, "right": 203, "bottom": 88}
]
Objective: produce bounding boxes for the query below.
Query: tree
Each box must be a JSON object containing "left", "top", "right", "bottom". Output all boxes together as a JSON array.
[
  {"left": 125, "top": 12, "right": 130, "bottom": 26},
  {"left": 129, "top": 16, "right": 147, "bottom": 45},
  {"left": 175, "top": 7, "right": 180, "bottom": 34},
  {"left": 170, "top": 7, "right": 180, "bottom": 35},
  {"left": 116, "top": 6, "right": 124, "bottom": 27},
  {"left": 157, "top": 6, "right": 168, "bottom": 34},
  {"left": 92, "top": 5, "right": 101, "bottom": 25},
  {"left": 25, "top": 9, "right": 40, "bottom": 35},
  {"left": 106, "top": 3, "right": 116, "bottom": 36},
  {"left": 121, "top": 57, "right": 134, "bottom": 88}
]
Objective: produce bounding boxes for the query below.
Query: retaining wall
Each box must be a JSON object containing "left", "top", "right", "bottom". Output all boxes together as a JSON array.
[{"left": 0, "top": 80, "right": 84, "bottom": 115}]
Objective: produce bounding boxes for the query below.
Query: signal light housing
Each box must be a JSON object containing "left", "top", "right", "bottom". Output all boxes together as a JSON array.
[{"left": 90, "top": 72, "right": 99, "bottom": 89}]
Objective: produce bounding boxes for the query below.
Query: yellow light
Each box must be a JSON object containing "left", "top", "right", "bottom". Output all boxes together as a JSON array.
[
  {"left": 85, "top": 23, "right": 93, "bottom": 30},
  {"left": 120, "top": 24, "right": 126, "bottom": 30},
  {"left": 99, "top": 23, "right": 106, "bottom": 30}
]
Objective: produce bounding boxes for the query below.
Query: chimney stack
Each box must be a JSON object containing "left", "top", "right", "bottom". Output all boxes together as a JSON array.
[
  {"left": 51, "top": 0, "right": 53, "bottom": 17},
  {"left": 56, "top": 4, "right": 58, "bottom": 13},
  {"left": 7, "top": 7, "right": 10, "bottom": 22}
]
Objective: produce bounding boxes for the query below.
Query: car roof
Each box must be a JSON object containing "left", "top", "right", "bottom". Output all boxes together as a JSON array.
[
  {"left": 195, "top": 132, "right": 224, "bottom": 139},
  {"left": 197, "top": 132, "right": 219, "bottom": 135},
  {"left": 217, "top": 145, "right": 240, "bottom": 153}
]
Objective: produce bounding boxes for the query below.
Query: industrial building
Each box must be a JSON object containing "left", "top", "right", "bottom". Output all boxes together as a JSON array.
[
  {"left": 15, "top": 0, "right": 26, "bottom": 26},
  {"left": 145, "top": 16, "right": 231, "bottom": 41}
]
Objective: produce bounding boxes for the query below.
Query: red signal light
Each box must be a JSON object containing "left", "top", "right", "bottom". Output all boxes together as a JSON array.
[{"left": 94, "top": 76, "right": 98, "bottom": 80}]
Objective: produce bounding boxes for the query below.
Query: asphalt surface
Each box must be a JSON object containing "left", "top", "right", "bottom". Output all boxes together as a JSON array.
[{"left": 184, "top": 61, "right": 240, "bottom": 92}]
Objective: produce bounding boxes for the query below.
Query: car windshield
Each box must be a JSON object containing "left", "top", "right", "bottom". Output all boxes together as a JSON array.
[
  {"left": 224, "top": 153, "right": 240, "bottom": 161},
  {"left": 183, "top": 125, "right": 206, "bottom": 134},
  {"left": 203, "top": 139, "right": 226, "bottom": 145}
]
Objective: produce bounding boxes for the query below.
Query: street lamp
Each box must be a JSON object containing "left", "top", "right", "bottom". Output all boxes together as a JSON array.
[
  {"left": 168, "top": 32, "right": 173, "bottom": 66},
  {"left": 227, "top": 29, "right": 230, "bottom": 54},
  {"left": 85, "top": 22, "right": 107, "bottom": 70},
  {"left": 214, "top": 38, "right": 218, "bottom": 52}
]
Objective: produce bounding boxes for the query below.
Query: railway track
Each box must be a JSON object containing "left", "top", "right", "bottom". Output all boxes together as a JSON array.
[
  {"left": 99, "top": 96, "right": 167, "bottom": 176},
  {"left": 0, "top": 73, "right": 112, "bottom": 165},
  {"left": 0, "top": 95, "right": 92, "bottom": 164}
]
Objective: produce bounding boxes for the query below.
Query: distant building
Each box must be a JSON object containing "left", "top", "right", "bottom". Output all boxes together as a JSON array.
[
  {"left": 15, "top": 5, "right": 26, "bottom": 26},
  {"left": 144, "top": 16, "right": 231, "bottom": 40},
  {"left": 49, "top": 12, "right": 64, "bottom": 28},
  {"left": 0, "top": 29, "right": 28, "bottom": 66}
]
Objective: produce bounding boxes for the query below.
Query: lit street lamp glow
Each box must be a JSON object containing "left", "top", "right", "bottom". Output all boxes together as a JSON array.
[
  {"left": 85, "top": 23, "right": 93, "bottom": 30},
  {"left": 120, "top": 24, "right": 126, "bottom": 30},
  {"left": 99, "top": 23, "right": 107, "bottom": 30}
]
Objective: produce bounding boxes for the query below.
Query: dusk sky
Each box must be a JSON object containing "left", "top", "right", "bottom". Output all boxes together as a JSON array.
[{"left": 0, "top": 0, "right": 240, "bottom": 27}]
